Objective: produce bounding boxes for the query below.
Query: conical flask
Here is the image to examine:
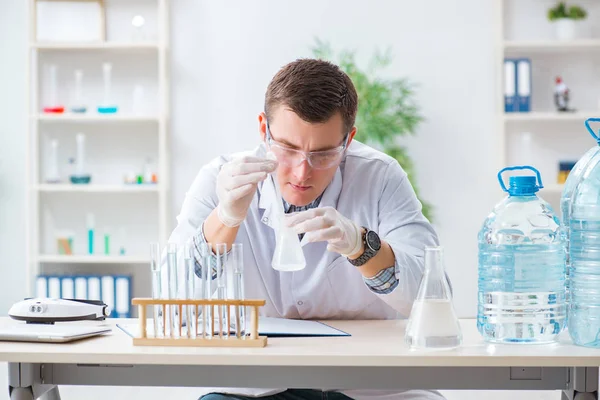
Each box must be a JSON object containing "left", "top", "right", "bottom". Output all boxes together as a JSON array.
[
  {"left": 272, "top": 218, "right": 306, "bottom": 271},
  {"left": 405, "top": 246, "right": 461, "bottom": 349}
]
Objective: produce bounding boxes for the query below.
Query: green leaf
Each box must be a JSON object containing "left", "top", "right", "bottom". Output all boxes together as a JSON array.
[{"left": 311, "top": 39, "right": 432, "bottom": 221}]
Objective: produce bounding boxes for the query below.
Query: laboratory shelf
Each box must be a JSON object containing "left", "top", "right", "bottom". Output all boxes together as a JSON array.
[
  {"left": 36, "top": 184, "right": 160, "bottom": 193},
  {"left": 31, "top": 42, "right": 159, "bottom": 51},
  {"left": 503, "top": 39, "right": 600, "bottom": 52},
  {"left": 37, "top": 255, "right": 149, "bottom": 264},
  {"left": 539, "top": 184, "right": 564, "bottom": 193},
  {"left": 34, "top": 114, "right": 159, "bottom": 123},
  {"left": 503, "top": 112, "right": 598, "bottom": 122}
]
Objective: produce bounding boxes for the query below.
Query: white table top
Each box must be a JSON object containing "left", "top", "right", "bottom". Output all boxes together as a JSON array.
[{"left": 0, "top": 318, "right": 598, "bottom": 367}]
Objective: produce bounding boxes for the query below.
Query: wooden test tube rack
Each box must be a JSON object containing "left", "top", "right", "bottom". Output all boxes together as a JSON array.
[{"left": 131, "top": 298, "right": 267, "bottom": 348}]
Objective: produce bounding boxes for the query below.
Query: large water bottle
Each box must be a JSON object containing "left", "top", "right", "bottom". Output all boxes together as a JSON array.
[
  {"left": 560, "top": 143, "right": 600, "bottom": 313},
  {"left": 478, "top": 166, "right": 566, "bottom": 343},
  {"left": 566, "top": 118, "right": 600, "bottom": 348}
]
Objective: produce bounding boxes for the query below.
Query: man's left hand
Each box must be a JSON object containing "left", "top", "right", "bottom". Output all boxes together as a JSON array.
[{"left": 285, "top": 206, "right": 363, "bottom": 257}]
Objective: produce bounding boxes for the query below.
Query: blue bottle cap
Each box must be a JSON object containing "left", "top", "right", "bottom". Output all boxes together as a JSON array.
[{"left": 508, "top": 176, "right": 538, "bottom": 196}]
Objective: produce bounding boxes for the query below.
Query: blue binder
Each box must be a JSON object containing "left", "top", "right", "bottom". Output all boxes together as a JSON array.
[
  {"left": 504, "top": 58, "right": 518, "bottom": 113},
  {"left": 516, "top": 58, "right": 531, "bottom": 112}
]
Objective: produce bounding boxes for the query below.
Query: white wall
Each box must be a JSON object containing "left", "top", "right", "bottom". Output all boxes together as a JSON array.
[
  {"left": 170, "top": 0, "right": 500, "bottom": 318},
  {"left": 0, "top": 1, "right": 561, "bottom": 399}
]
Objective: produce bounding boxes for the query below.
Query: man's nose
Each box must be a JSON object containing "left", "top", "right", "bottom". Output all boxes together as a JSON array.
[{"left": 292, "top": 159, "right": 312, "bottom": 182}]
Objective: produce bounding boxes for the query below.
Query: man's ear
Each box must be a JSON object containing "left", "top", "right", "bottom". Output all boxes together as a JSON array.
[
  {"left": 258, "top": 112, "right": 267, "bottom": 142},
  {"left": 347, "top": 126, "right": 357, "bottom": 147}
]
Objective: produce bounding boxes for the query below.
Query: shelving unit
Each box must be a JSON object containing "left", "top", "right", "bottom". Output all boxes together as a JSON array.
[
  {"left": 496, "top": 0, "right": 600, "bottom": 207},
  {"left": 25, "top": 0, "right": 170, "bottom": 300}
]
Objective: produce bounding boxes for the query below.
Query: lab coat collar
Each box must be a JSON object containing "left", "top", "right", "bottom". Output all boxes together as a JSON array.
[{"left": 258, "top": 165, "right": 343, "bottom": 246}]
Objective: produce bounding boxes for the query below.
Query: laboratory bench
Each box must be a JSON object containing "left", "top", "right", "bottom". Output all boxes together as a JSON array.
[{"left": 1, "top": 318, "right": 599, "bottom": 400}]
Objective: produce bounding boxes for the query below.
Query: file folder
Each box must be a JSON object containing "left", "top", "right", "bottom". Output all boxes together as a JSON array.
[
  {"left": 504, "top": 59, "right": 517, "bottom": 113},
  {"left": 48, "top": 276, "right": 61, "bottom": 299},
  {"left": 36, "top": 276, "right": 48, "bottom": 298},
  {"left": 115, "top": 276, "right": 131, "bottom": 318},
  {"left": 101, "top": 276, "right": 116, "bottom": 318},
  {"left": 61, "top": 276, "right": 74, "bottom": 299},
  {"left": 516, "top": 58, "right": 531, "bottom": 112},
  {"left": 75, "top": 276, "right": 87, "bottom": 300},
  {"left": 88, "top": 276, "right": 101, "bottom": 302}
]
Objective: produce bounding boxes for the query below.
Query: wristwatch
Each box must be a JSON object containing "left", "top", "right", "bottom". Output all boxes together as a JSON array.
[{"left": 348, "top": 227, "right": 381, "bottom": 267}]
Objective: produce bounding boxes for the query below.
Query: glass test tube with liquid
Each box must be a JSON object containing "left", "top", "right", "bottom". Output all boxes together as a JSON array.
[
  {"left": 150, "top": 242, "right": 163, "bottom": 337},
  {"left": 71, "top": 69, "right": 87, "bottom": 113},
  {"left": 184, "top": 243, "right": 196, "bottom": 338},
  {"left": 166, "top": 243, "right": 179, "bottom": 337},
  {"left": 215, "top": 243, "right": 228, "bottom": 338},
  {"left": 98, "top": 62, "right": 118, "bottom": 114},
  {"left": 231, "top": 243, "right": 245, "bottom": 338},
  {"left": 43, "top": 64, "right": 64, "bottom": 113},
  {"left": 201, "top": 242, "right": 212, "bottom": 338}
]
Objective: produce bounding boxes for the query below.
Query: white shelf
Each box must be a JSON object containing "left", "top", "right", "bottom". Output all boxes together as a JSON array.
[
  {"left": 504, "top": 39, "right": 600, "bottom": 52},
  {"left": 31, "top": 42, "right": 159, "bottom": 51},
  {"left": 540, "top": 184, "right": 565, "bottom": 193},
  {"left": 37, "top": 255, "right": 149, "bottom": 264},
  {"left": 503, "top": 111, "right": 598, "bottom": 122},
  {"left": 36, "top": 184, "right": 160, "bottom": 193},
  {"left": 34, "top": 114, "right": 159, "bottom": 123}
]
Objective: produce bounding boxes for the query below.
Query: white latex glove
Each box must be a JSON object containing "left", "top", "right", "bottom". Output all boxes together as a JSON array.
[
  {"left": 216, "top": 156, "right": 278, "bottom": 227},
  {"left": 285, "top": 206, "right": 363, "bottom": 257}
]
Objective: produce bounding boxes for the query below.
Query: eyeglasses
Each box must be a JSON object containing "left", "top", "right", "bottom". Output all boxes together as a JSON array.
[{"left": 265, "top": 122, "right": 350, "bottom": 170}]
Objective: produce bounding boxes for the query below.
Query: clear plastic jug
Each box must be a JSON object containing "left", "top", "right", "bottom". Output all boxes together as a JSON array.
[
  {"left": 565, "top": 118, "right": 600, "bottom": 347},
  {"left": 478, "top": 166, "right": 566, "bottom": 343}
]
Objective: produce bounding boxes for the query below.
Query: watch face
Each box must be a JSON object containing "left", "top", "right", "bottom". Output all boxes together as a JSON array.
[{"left": 366, "top": 230, "right": 381, "bottom": 251}]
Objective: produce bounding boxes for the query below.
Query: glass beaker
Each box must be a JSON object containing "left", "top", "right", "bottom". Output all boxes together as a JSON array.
[{"left": 405, "top": 246, "right": 462, "bottom": 350}]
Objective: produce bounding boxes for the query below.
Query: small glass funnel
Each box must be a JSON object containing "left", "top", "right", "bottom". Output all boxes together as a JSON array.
[{"left": 405, "top": 246, "right": 462, "bottom": 350}]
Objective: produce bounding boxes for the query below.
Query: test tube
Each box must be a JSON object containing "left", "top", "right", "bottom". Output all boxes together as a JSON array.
[
  {"left": 43, "top": 64, "right": 64, "bottom": 113},
  {"left": 71, "top": 69, "right": 86, "bottom": 113},
  {"left": 231, "top": 243, "right": 245, "bottom": 338},
  {"left": 215, "top": 243, "right": 228, "bottom": 338},
  {"left": 201, "top": 242, "right": 212, "bottom": 338},
  {"left": 46, "top": 139, "right": 60, "bottom": 183},
  {"left": 98, "top": 62, "right": 118, "bottom": 113},
  {"left": 184, "top": 243, "right": 195, "bottom": 338},
  {"left": 167, "top": 243, "right": 179, "bottom": 337},
  {"left": 150, "top": 242, "right": 162, "bottom": 337}
]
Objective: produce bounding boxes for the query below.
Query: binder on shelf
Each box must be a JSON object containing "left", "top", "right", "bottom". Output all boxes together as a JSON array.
[
  {"left": 516, "top": 58, "right": 531, "bottom": 112},
  {"left": 115, "top": 275, "right": 132, "bottom": 318},
  {"left": 36, "top": 276, "right": 48, "bottom": 298},
  {"left": 504, "top": 58, "right": 517, "bottom": 113},
  {"left": 48, "top": 276, "right": 61, "bottom": 299},
  {"left": 75, "top": 276, "right": 88, "bottom": 300},
  {"left": 61, "top": 276, "right": 75, "bottom": 299},
  {"left": 34, "top": 274, "right": 132, "bottom": 318},
  {"left": 88, "top": 276, "right": 101, "bottom": 302},
  {"left": 101, "top": 275, "right": 116, "bottom": 318}
]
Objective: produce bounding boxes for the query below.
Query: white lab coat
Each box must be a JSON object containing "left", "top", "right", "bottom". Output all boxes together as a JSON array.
[{"left": 168, "top": 140, "right": 444, "bottom": 400}]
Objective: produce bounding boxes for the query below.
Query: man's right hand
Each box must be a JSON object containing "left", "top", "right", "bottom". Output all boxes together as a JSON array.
[{"left": 216, "top": 156, "right": 278, "bottom": 227}]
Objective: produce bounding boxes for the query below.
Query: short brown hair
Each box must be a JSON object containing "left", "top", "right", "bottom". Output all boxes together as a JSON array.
[{"left": 265, "top": 58, "right": 358, "bottom": 133}]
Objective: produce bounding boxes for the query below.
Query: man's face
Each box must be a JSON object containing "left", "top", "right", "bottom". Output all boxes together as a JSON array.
[{"left": 259, "top": 108, "right": 355, "bottom": 207}]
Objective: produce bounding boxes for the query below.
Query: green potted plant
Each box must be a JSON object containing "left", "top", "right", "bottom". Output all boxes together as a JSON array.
[
  {"left": 548, "top": 2, "right": 588, "bottom": 41},
  {"left": 311, "top": 39, "right": 433, "bottom": 220}
]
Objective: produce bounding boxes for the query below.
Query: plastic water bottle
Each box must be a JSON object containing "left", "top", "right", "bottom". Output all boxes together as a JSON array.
[
  {"left": 566, "top": 118, "right": 600, "bottom": 348},
  {"left": 478, "top": 166, "right": 566, "bottom": 343},
  {"left": 560, "top": 144, "right": 600, "bottom": 314}
]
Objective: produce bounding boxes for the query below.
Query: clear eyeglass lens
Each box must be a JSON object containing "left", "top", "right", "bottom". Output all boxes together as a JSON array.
[{"left": 271, "top": 145, "right": 341, "bottom": 169}]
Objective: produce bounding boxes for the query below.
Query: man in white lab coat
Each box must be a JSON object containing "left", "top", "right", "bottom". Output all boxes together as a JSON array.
[{"left": 169, "top": 58, "right": 445, "bottom": 400}]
